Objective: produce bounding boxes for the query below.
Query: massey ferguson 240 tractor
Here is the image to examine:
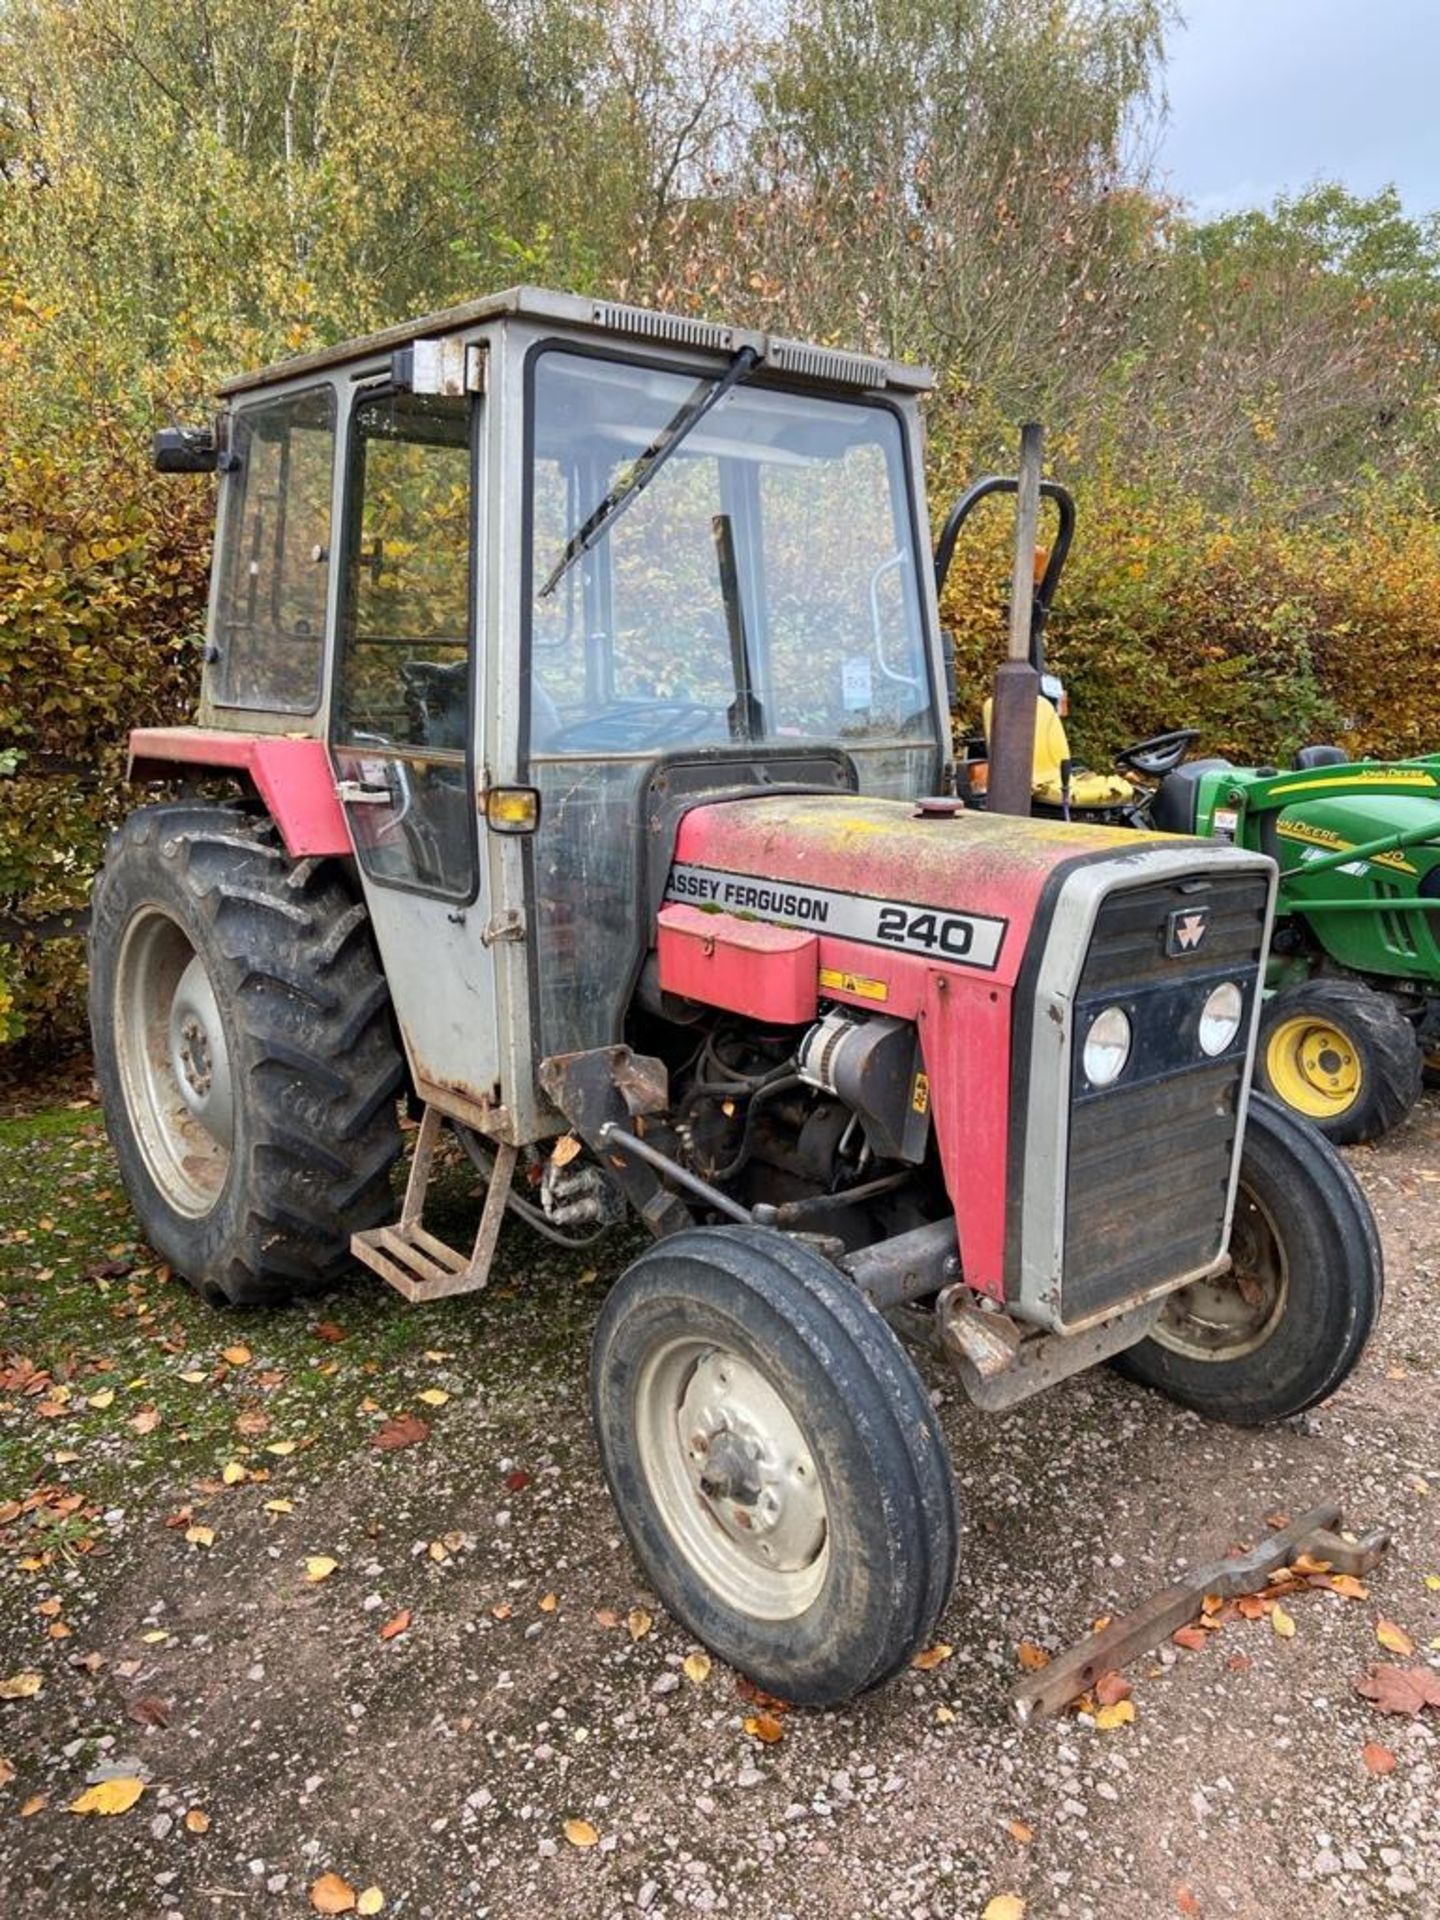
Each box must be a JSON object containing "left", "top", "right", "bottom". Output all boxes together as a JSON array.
[{"left": 90, "top": 289, "right": 1380, "bottom": 1705}]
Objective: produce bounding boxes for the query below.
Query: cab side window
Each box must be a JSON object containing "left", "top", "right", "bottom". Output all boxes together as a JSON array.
[{"left": 213, "top": 386, "right": 335, "bottom": 712}]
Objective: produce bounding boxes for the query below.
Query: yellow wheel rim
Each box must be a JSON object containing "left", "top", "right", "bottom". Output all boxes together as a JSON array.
[{"left": 1265, "top": 1015, "right": 1361, "bottom": 1119}]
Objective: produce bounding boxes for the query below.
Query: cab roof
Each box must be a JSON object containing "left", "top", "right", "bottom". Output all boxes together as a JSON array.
[{"left": 217, "top": 284, "right": 933, "bottom": 399}]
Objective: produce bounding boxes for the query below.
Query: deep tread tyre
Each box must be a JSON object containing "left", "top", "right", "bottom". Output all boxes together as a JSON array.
[
  {"left": 88, "top": 803, "right": 403, "bottom": 1306},
  {"left": 1113, "top": 1095, "right": 1382, "bottom": 1425},
  {"left": 1257, "top": 976, "right": 1421, "bottom": 1144},
  {"left": 591, "top": 1225, "right": 959, "bottom": 1707}
]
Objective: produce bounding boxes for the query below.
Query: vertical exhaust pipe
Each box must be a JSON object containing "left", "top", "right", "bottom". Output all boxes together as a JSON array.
[{"left": 986, "top": 422, "right": 1044, "bottom": 818}]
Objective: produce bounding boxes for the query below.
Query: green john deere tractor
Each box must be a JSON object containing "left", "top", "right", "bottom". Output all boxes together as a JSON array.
[{"left": 941, "top": 475, "right": 1439, "bottom": 1146}]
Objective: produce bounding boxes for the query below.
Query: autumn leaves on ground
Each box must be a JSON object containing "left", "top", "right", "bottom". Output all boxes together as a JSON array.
[{"left": 4, "top": 1093, "right": 1440, "bottom": 1920}]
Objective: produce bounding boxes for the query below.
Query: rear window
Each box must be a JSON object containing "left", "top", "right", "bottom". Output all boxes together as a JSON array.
[{"left": 212, "top": 386, "right": 336, "bottom": 711}]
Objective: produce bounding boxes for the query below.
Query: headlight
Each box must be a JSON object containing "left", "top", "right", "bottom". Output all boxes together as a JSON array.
[
  {"left": 1198, "top": 980, "right": 1244, "bottom": 1056},
  {"left": 1082, "top": 1006, "right": 1132, "bottom": 1086}
]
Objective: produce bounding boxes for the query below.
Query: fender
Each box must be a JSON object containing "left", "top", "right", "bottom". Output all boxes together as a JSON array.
[{"left": 128, "top": 727, "right": 352, "bottom": 858}]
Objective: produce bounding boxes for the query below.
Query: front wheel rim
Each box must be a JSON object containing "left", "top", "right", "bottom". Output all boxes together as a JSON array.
[
  {"left": 634, "top": 1337, "right": 829, "bottom": 1621},
  {"left": 114, "top": 907, "right": 234, "bottom": 1218},
  {"left": 1151, "top": 1181, "right": 1290, "bottom": 1362},
  {"left": 1265, "top": 1014, "right": 1361, "bottom": 1119}
]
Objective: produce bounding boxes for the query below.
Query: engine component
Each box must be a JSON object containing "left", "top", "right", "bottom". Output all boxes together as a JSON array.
[{"left": 796, "top": 1012, "right": 931, "bottom": 1164}]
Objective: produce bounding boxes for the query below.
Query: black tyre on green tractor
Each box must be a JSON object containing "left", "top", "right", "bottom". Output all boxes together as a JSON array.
[
  {"left": 87, "top": 803, "right": 403, "bottom": 1307},
  {"left": 1114, "top": 1095, "right": 1382, "bottom": 1424},
  {"left": 1256, "top": 976, "right": 1422, "bottom": 1146}
]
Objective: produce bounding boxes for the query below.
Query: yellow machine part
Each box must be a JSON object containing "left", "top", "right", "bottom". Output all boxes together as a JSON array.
[{"left": 981, "top": 696, "right": 1136, "bottom": 809}]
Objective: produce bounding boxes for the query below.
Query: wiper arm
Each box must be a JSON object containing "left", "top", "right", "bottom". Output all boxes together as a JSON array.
[{"left": 537, "top": 344, "right": 760, "bottom": 600}]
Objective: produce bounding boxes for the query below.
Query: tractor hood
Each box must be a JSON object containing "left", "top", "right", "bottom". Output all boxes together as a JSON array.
[
  {"left": 667, "top": 792, "right": 1223, "bottom": 991},
  {"left": 1276, "top": 790, "right": 1440, "bottom": 881}
]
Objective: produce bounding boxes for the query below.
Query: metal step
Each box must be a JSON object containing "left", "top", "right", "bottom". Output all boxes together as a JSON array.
[{"left": 352, "top": 1105, "right": 517, "bottom": 1303}]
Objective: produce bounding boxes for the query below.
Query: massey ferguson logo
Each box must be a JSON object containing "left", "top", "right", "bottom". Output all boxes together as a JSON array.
[{"left": 1166, "top": 906, "right": 1210, "bottom": 956}]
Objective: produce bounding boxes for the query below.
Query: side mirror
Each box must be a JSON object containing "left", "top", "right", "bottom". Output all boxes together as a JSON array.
[{"left": 152, "top": 423, "right": 239, "bottom": 474}]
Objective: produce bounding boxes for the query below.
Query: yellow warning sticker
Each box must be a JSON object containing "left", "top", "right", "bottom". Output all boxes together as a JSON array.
[
  {"left": 911, "top": 1071, "right": 930, "bottom": 1115},
  {"left": 819, "top": 967, "right": 889, "bottom": 1003}
]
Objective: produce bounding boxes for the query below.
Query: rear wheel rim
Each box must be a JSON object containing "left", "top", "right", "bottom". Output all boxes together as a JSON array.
[
  {"left": 1151, "top": 1182, "right": 1289, "bottom": 1362},
  {"left": 1265, "top": 1014, "right": 1360, "bottom": 1119},
  {"left": 114, "top": 907, "right": 234, "bottom": 1218},
  {"left": 634, "top": 1337, "right": 829, "bottom": 1621}
]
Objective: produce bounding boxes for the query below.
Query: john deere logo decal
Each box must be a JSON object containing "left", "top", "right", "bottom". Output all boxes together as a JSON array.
[{"left": 1166, "top": 907, "right": 1209, "bottom": 955}]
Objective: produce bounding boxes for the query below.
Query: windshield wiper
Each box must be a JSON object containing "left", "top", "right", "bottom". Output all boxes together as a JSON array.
[{"left": 537, "top": 344, "right": 760, "bottom": 600}]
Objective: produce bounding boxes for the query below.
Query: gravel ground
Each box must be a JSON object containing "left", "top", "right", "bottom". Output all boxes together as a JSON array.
[{"left": 2, "top": 1091, "right": 1439, "bottom": 1920}]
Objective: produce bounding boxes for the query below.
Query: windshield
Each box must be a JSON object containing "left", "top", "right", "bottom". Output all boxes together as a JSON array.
[{"left": 527, "top": 350, "right": 935, "bottom": 758}]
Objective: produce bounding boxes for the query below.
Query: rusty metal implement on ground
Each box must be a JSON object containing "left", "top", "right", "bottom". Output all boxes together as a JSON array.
[{"left": 1013, "top": 1502, "right": 1392, "bottom": 1724}]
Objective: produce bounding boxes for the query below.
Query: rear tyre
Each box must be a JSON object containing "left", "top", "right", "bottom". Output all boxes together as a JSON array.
[
  {"left": 1113, "top": 1095, "right": 1382, "bottom": 1425},
  {"left": 1257, "top": 976, "right": 1420, "bottom": 1144},
  {"left": 591, "top": 1226, "right": 959, "bottom": 1706},
  {"left": 88, "top": 803, "right": 403, "bottom": 1306}
]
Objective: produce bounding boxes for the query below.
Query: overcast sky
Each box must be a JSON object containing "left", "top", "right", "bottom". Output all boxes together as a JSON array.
[{"left": 1156, "top": 0, "right": 1440, "bottom": 217}]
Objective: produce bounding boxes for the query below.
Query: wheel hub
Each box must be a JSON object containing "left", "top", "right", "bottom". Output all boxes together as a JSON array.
[
  {"left": 1266, "top": 1014, "right": 1360, "bottom": 1118},
  {"left": 167, "top": 953, "right": 235, "bottom": 1147},
  {"left": 1153, "top": 1187, "right": 1289, "bottom": 1362},
  {"left": 678, "top": 1351, "right": 825, "bottom": 1573}
]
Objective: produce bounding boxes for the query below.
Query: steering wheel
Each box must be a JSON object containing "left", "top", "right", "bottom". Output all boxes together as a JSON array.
[
  {"left": 540, "top": 699, "right": 729, "bottom": 753},
  {"left": 1114, "top": 728, "right": 1203, "bottom": 778}
]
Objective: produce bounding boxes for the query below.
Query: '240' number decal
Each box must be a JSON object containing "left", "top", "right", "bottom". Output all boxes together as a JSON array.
[{"left": 876, "top": 905, "right": 976, "bottom": 957}]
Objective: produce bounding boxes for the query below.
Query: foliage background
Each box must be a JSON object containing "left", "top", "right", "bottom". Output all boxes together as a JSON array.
[{"left": 1, "top": 0, "right": 1437, "bottom": 1042}]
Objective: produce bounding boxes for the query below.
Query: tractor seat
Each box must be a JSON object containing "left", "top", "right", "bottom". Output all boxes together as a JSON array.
[
  {"left": 981, "top": 695, "right": 1136, "bottom": 810},
  {"left": 1151, "top": 759, "right": 1232, "bottom": 834},
  {"left": 1293, "top": 744, "right": 1350, "bottom": 770}
]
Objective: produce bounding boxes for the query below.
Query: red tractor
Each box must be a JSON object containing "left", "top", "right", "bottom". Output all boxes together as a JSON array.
[{"left": 91, "top": 290, "right": 1380, "bottom": 1704}]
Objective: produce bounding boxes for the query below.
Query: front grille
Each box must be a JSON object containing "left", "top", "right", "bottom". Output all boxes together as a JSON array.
[{"left": 1059, "top": 871, "right": 1269, "bottom": 1325}]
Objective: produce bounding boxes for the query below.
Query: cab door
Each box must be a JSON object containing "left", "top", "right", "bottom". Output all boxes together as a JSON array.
[{"left": 329, "top": 385, "right": 502, "bottom": 1130}]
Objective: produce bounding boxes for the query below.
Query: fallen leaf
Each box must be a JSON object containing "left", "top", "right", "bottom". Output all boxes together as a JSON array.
[
  {"left": 379, "top": 1611, "right": 411, "bottom": 1642},
  {"left": 140, "top": 1630, "right": 170, "bottom": 1645},
  {"left": 125, "top": 1696, "right": 170, "bottom": 1728},
  {"left": 1094, "top": 1699, "right": 1135, "bottom": 1730},
  {"left": 551, "top": 1134, "right": 583, "bottom": 1167},
  {"left": 48, "top": 1622, "right": 72, "bottom": 1642},
  {"left": 87, "top": 1388, "right": 115, "bottom": 1410},
  {"left": 417, "top": 1388, "right": 449, "bottom": 1408},
  {"left": 1016, "top": 1640, "right": 1050, "bottom": 1672},
  {"left": 184, "top": 1525, "right": 215, "bottom": 1549},
  {"left": 0, "top": 1673, "right": 42, "bottom": 1699},
  {"left": 1175, "top": 1887, "right": 1200, "bottom": 1916},
  {"left": 1363, "top": 1741, "right": 1397, "bottom": 1775},
  {"left": 371, "top": 1416, "right": 428, "bottom": 1453},
  {"left": 310, "top": 1873, "right": 357, "bottom": 1914},
  {"left": 627, "top": 1608, "right": 652, "bottom": 1641},
  {"left": 935, "top": 1705, "right": 955, "bottom": 1723},
  {"left": 744, "top": 1711, "right": 785, "bottom": 1744},
  {"left": 1006, "top": 1818, "right": 1034, "bottom": 1845},
  {"left": 221, "top": 1462, "right": 247, "bottom": 1486},
  {"left": 1377, "top": 1620, "right": 1415, "bottom": 1657},
  {"left": 266, "top": 1440, "right": 298, "bottom": 1457},
  {"left": 263, "top": 1499, "right": 293, "bottom": 1515},
  {"left": 1354, "top": 1663, "right": 1440, "bottom": 1716},
  {"left": 981, "top": 1897, "right": 1025, "bottom": 1920},
  {"left": 1289, "top": 1552, "right": 1332, "bottom": 1575},
  {"left": 221, "top": 1346, "right": 252, "bottom": 1368},
  {"left": 538, "top": 1592, "right": 558, "bottom": 1613},
  {"left": 36, "top": 1597, "right": 61, "bottom": 1619},
  {"left": 912, "top": 1642, "right": 954, "bottom": 1671},
  {"left": 490, "top": 1602, "right": 512, "bottom": 1620},
  {"left": 314, "top": 1322, "right": 347, "bottom": 1344},
  {"left": 594, "top": 1607, "right": 619, "bottom": 1628},
  {"left": 1325, "top": 1574, "right": 1369, "bottom": 1601},
  {"left": 69, "top": 1777, "right": 144, "bottom": 1816},
  {"left": 1227, "top": 1653, "right": 1253, "bottom": 1673},
  {"left": 20, "top": 1794, "right": 46, "bottom": 1817},
  {"left": 1236, "top": 1594, "right": 1268, "bottom": 1620},
  {"left": 185, "top": 1807, "right": 210, "bottom": 1833},
  {"left": 1425, "top": 1575, "right": 1440, "bottom": 1592},
  {"left": 179, "top": 1369, "right": 208, "bottom": 1385},
  {"left": 1172, "top": 1626, "right": 1209, "bottom": 1652},
  {"left": 305, "top": 1556, "right": 338, "bottom": 1583},
  {"left": 563, "top": 1817, "right": 599, "bottom": 1848},
  {"left": 0, "top": 1757, "right": 13, "bottom": 1787},
  {"left": 504, "top": 1469, "right": 531, "bottom": 1493},
  {"left": 1094, "top": 1671, "right": 1132, "bottom": 1708},
  {"left": 1264, "top": 1510, "right": 1290, "bottom": 1530},
  {"left": 683, "top": 1651, "right": 712, "bottom": 1685},
  {"left": 1271, "top": 1605, "right": 1296, "bottom": 1639},
  {"left": 356, "top": 1891, "right": 384, "bottom": 1917},
  {"left": 235, "top": 1408, "right": 270, "bottom": 1436}
]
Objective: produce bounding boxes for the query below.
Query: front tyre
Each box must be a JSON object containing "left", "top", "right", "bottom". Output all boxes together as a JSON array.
[
  {"left": 591, "top": 1226, "right": 959, "bottom": 1706},
  {"left": 88, "top": 804, "right": 403, "bottom": 1306},
  {"left": 1258, "top": 976, "right": 1420, "bottom": 1144},
  {"left": 1113, "top": 1094, "right": 1382, "bottom": 1425}
]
